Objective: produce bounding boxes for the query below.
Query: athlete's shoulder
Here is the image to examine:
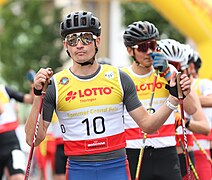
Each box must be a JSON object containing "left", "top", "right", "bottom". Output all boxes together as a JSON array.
[
  {"left": 119, "top": 68, "right": 135, "bottom": 86},
  {"left": 54, "top": 68, "right": 69, "bottom": 77},
  {"left": 120, "top": 66, "right": 131, "bottom": 73},
  {"left": 101, "top": 64, "right": 118, "bottom": 71}
]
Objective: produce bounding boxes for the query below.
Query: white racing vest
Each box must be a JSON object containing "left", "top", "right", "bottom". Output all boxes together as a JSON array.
[
  {"left": 54, "top": 65, "right": 125, "bottom": 156},
  {"left": 192, "top": 78, "right": 212, "bottom": 150},
  {"left": 122, "top": 66, "right": 176, "bottom": 148}
]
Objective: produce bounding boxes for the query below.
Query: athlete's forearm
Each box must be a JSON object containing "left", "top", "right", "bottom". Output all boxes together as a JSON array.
[
  {"left": 199, "top": 95, "right": 212, "bottom": 107},
  {"left": 25, "top": 96, "right": 47, "bottom": 146},
  {"left": 183, "top": 90, "right": 198, "bottom": 115},
  {"left": 131, "top": 95, "right": 178, "bottom": 134},
  {"left": 188, "top": 105, "right": 210, "bottom": 135},
  {"left": 148, "top": 95, "right": 178, "bottom": 133},
  {"left": 188, "top": 118, "right": 210, "bottom": 135}
]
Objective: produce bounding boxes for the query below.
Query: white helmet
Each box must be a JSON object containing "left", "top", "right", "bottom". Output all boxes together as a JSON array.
[
  {"left": 181, "top": 44, "right": 194, "bottom": 70},
  {"left": 157, "top": 39, "right": 185, "bottom": 62}
]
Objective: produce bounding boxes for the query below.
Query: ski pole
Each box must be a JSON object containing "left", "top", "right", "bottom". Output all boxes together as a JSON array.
[
  {"left": 177, "top": 72, "right": 192, "bottom": 180},
  {"left": 135, "top": 69, "right": 158, "bottom": 180},
  {"left": 192, "top": 134, "right": 212, "bottom": 164},
  {"left": 24, "top": 80, "right": 50, "bottom": 180},
  {"left": 177, "top": 134, "right": 199, "bottom": 180}
]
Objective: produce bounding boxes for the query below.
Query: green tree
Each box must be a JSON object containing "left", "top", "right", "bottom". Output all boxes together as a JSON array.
[
  {"left": 0, "top": 0, "right": 64, "bottom": 92},
  {"left": 121, "top": 2, "right": 185, "bottom": 43}
]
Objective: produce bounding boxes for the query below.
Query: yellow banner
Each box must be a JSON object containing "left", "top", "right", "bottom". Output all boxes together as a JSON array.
[
  {"left": 149, "top": 0, "right": 212, "bottom": 79},
  {"left": 0, "top": 0, "right": 7, "bottom": 5}
]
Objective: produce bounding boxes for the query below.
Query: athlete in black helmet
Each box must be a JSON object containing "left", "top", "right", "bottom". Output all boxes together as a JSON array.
[
  {"left": 60, "top": 11, "right": 101, "bottom": 66},
  {"left": 122, "top": 21, "right": 196, "bottom": 180},
  {"left": 25, "top": 12, "right": 191, "bottom": 180}
]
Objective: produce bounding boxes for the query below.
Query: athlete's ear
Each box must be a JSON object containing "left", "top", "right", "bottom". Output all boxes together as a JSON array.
[
  {"left": 63, "top": 40, "right": 68, "bottom": 49},
  {"left": 127, "top": 47, "right": 134, "bottom": 56},
  {"left": 95, "top": 37, "right": 101, "bottom": 47}
]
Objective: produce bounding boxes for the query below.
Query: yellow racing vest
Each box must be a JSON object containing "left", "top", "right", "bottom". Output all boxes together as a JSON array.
[
  {"left": 54, "top": 65, "right": 126, "bottom": 156},
  {"left": 122, "top": 67, "right": 176, "bottom": 148}
]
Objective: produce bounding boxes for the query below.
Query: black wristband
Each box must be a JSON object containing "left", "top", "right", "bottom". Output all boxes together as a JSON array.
[
  {"left": 185, "top": 118, "right": 191, "bottom": 128},
  {"left": 33, "top": 87, "right": 42, "bottom": 96}
]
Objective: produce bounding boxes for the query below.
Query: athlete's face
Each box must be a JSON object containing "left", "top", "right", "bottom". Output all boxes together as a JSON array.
[
  {"left": 64, "top": 32, "right": 100, "bottom": 64},
  {"left": 127, "top": 39, "right": 157, "bottom": 68}
]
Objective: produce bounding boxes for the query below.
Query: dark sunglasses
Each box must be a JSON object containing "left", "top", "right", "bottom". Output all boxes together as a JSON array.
[
  {"left": 65, "top": 32, "right": 97, "bottom": 46},
  {"left": 132, "top": 40, "right": 157, "bottom": 53}
]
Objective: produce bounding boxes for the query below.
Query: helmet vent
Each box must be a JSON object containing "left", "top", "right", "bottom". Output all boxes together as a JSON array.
[
  {"left": 81, "top": 17, "right": 86, "bottom": 26},
  {"left": 82, "top": 11, "right": 87, "bottom": 15},
  {"left": 164, "top": 45, "right": 171, "bottom": 56},
  {"left": 74, "top": 15, "right": 79, "bottom": 27},
  {"left": 91, "top": 18, "right": 95, "bottom": 26},
  {"left": 66, "top": 19, "right": 71, "bottom": 28},
  {"left": 172, "top": 46, "right": 176, "bottom": 56}
]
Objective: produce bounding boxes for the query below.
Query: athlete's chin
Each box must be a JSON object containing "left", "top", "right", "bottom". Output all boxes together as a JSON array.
[
  {"left": 144, "top": 62, "right": 153, "bottom": 67},
  {"left": 144, "top": 58, "right": 153, "bottom": 63},
  {"left": 77, "top": 53, "right": 86, "bottom": 57}
]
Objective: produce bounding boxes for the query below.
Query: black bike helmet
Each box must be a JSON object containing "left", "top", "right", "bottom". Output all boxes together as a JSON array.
[
  {"left": 60, "top": 11, "right": 101, "bottom": 38},
  {"left": 193, "top": 50, "right": 202, "bottom": 73},
  {"left": 123, "top": 21, "right": 159, "bottom": 47}
]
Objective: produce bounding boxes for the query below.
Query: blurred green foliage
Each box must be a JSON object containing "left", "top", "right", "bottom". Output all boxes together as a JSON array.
[
  {"left": 0, "top": 0, "right": 64, "bottom": 92},
  {"left": 121, "top": 2, "right": 185, "bottom": 43}
]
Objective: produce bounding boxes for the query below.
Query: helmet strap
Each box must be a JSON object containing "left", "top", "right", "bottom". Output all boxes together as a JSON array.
[
  {"left": 66, "top": 50, "right": 71, "bottom": 57},
  {"left": 132, "top": 49, "right": 140, "bottom": 65}
]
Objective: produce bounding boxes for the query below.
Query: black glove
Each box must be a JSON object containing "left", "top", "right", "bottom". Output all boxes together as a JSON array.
[{"left": 165, "top": 81, "right": 186, "bottom": 99}]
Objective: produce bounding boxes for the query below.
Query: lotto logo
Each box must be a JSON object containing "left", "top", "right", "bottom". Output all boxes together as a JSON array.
[
  {"left": 136, "top": 82, "right": 163, "bottom": 91},
  {"left": 65, "top": 87, "right": 113, "bottom": 101},
  {"left": 65, "top": 91, "right": 77, "bottom": 101}
]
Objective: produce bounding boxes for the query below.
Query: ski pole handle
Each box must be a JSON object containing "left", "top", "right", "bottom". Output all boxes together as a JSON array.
[
  {"left": 42, "top": 80, "right": 50, "bottom": 93},
  {"left": 176, "top": 72, "right": 183, "bottom": 99}
]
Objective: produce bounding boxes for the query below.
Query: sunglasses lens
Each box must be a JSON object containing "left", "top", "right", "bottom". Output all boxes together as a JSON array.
[
  {"left": 136, "top": 41, "right": 157, "bottom": 52},
  {"left": 137, "top": 43, "right": 148, "bottom": 52},
  {"left": 66, "top": 34, "right": 78, "bottom": 46},
  {"left": 66, "top": 33, "right": 95, "bottom": 46},
  {"left": 149, "top": 41, "right": 157, "bottom": 51},
  {"left": 81, "top": 33, "right": 94, "bottom": 45}
]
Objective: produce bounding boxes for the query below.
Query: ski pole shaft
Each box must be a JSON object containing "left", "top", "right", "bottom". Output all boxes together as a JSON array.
[
  {"left": 24, "top": 80, "right": 50, "bottom": 180},
  {"left": 135, "top": 70, "right": 158, "bottom": 180},
  {"left": 192, "top": 134, "right": 212, "bottom": 164},
  {"left": 177, "top": 72, "right": 192, "bottom": 180},
  {"left": 177, "top": 135, "right": 199, "bottom": 180}
]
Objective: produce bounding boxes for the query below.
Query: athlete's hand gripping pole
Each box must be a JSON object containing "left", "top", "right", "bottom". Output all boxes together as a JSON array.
[
  {"left": 135, "top": 69, "right": 159, "bottom": 180},
  {"left": 177, "top": 72, "right": 192, "bottom": 180},
  {"left": 24, "top": 77, "right": 51, "bottom": 180}
]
